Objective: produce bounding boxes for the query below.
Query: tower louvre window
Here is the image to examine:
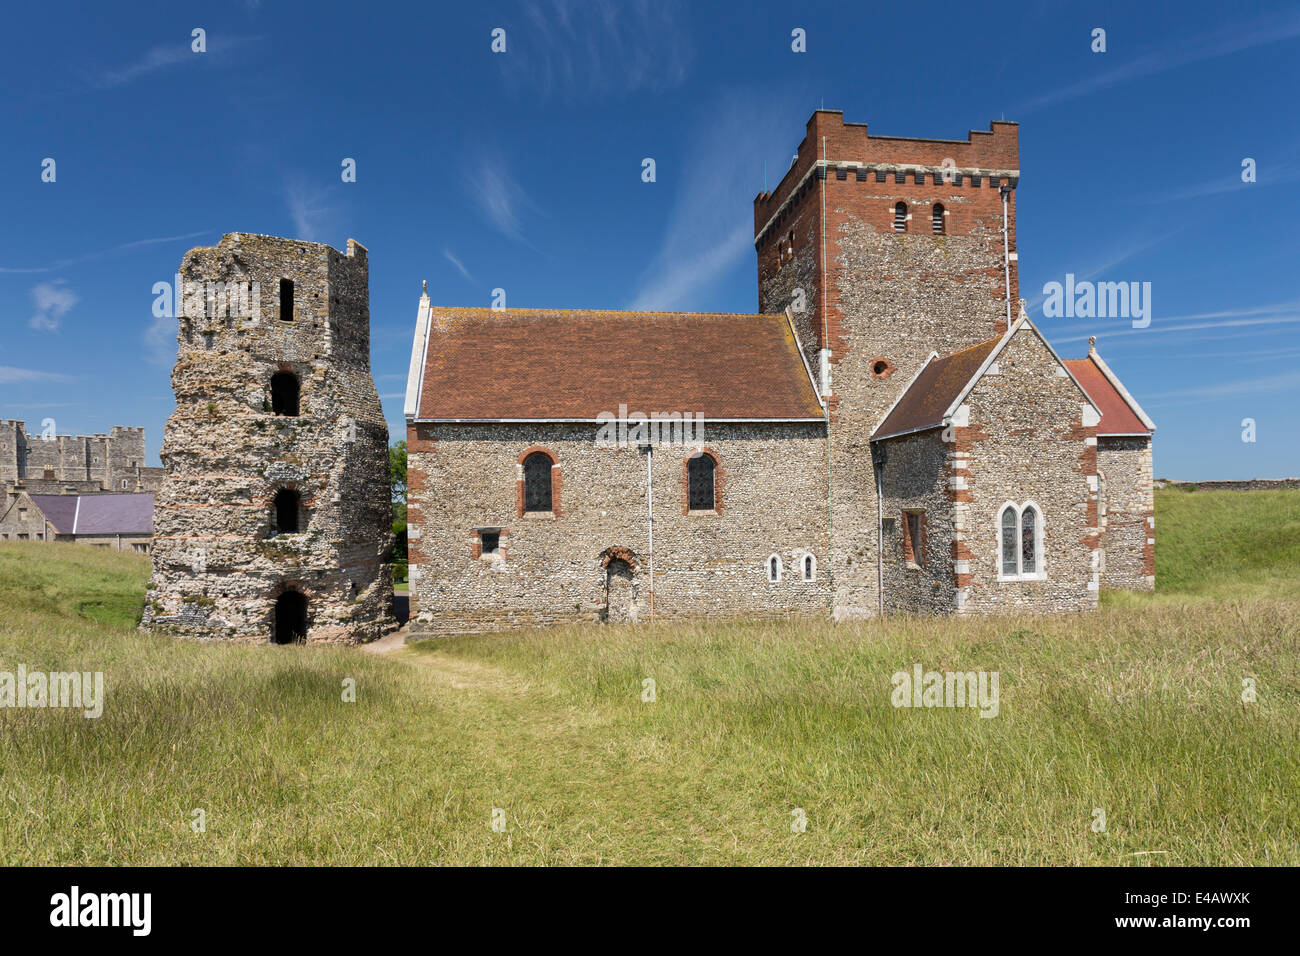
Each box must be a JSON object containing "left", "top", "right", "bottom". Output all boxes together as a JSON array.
[
  {"left": 894, "top": 202, "right": 908, "bottom": 232},
  {"left": 932, "top": 203, "right": 946, "bottom": 235},
  {"left": 279, "top": 279, "right": 294, "bottom": 323}
]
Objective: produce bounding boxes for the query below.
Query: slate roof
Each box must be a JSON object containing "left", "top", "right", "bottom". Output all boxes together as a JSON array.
[
  {"left": 1063, "top": 358, "right": 1153, "bottom": 436},
  {"left": 29, "top": 493, "right": 154, "bottom": 535},
  {"left": 410, "top": 308, "right": 824, "bottom": 421},
  {"left": 872, "top": 336, "right": 1002, "bottom": 440}
]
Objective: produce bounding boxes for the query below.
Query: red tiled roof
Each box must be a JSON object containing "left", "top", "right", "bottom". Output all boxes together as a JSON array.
[
  {"left": 872, "top": 336, "right": 1002, "bottom": 440},
  {"left": 1063, "top": 358, "right": 1151, "bottom": 435},
  {"left": 413, "top": 308, "right": 824, "bottom": 420}
]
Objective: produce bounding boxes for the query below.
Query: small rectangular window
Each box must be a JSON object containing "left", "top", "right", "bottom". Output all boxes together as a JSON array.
[
  {"left": 280, "top": 278, "right": 295, "bottom": 323},
  {"left": 481, "top": 531, "right": 500, "bottom": 554}
]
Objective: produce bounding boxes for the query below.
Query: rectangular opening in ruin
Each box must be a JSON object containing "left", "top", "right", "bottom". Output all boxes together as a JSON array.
[
  {"left": 279, "top": 279, "right": 294, "bottom": 323},
  {"left": 480, "top": 531, "right": 500, "bottom": 554}
]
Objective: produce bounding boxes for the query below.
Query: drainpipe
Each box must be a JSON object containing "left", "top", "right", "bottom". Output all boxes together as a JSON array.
[
  {"left": 820, "top": 134, "right": 835, "bottom": 615},
  {"left": 644, "top": 443, "right": 654, "bottom": 622},
  {"left": 1000, "top": 184, "right": 1013, "bottom": 327},
  {"left": 873, "top": 442, "right": 885, "bottom": 616}
]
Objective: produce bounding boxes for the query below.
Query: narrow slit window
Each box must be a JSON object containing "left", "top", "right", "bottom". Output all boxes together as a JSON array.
[
  {"left": 279, "top": 279, "right": 294, "bottom": 323},
  {"left": 904, "top": 511, "right": 925, "bottom": 566},
  {"left": 767, "top": 555, "right": 781, "bottom": 583},
  {"left": 1001, "top": 506, "right": 1018, "bottom": 576}
]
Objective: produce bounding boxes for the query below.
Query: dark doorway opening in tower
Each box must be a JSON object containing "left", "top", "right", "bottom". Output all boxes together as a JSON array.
[
  {"left": 279, "top": 278, "right": 294, "bottom": 323},
  {"left": 271, "top": 372, "right": 299, "bottom": 416},
  {"left": 274, "top": 488, "right": 301, "bottom": 534},
  {"left": 273, "top": 590, "right": 307, "bottom": 644}
]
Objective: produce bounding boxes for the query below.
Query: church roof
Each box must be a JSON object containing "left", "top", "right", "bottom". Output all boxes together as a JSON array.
[
  {"left": 1063, "top": 355, "right": 1155, "bottom": 436},
  {"left": 871, "top": 336, "right": 1002, "bottom": 440},
  {"left": 407, "top": 307, "right": 825, "bottom": 421},
  {"left": 29, "top": 493, "right": 154, "bottom": 535},
  {"left": 871, "top": 313, "right": 1104, "bottom": 442}
]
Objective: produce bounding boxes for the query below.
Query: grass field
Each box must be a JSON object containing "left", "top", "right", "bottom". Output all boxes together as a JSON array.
[{"left": 1, "top": 488, "right": 1297, "bottom": 865}]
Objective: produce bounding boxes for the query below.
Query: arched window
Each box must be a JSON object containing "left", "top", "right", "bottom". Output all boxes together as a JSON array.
[
  {"left": 271, "top": 372, "right": 300, "bottom": 416},
  {"left": 273, "top": 488, "right": 301, "bottom": 535},
  {"left": 767, "top": 554, "right": 782, "bottom": 583},
  {"left": 523, "top": 452, "right": 553, "bottom": 512},
  {"left": 999, "top": 502, "right": 1044, "bottom": 581},
  {"left": 688, "top": 453, "right": 716, "bottom": 511},
  {"left": 893, "top": 202, "right": 908, "bottom": 232},
  {"left": 932, "top": 203, "right": 946, "bottom": 235},
  {"left": 1000, "top": 506, "right": 1018, "bottom": 576},
  {"left": 802, "top": 553, "right": 816, "bottom": 581}
]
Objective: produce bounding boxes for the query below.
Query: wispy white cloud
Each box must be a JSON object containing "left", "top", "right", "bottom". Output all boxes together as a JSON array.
[
  {"left": 28, "top": 280, "right": 78, "bottom": 332},
  {"left": 1145, "top": 369, "right": 1300, "bottom": 403},
  {"left": 1144, "top": 158, "right": 1300, "bottom": 203},
  {"left": 1025, "top": 232, "right": 1176, "bottom": 311},
  {"left": 629, "top": 90, "right": 807, "bottom": 311},
  {"left": 144, "top": 312, "right": 177, "bottom": 367},
  {"left": 284, "top": 179, "right": 334, "bottom": 242},
  {"left": 1016, "top": 9, "right": 1300, "bottom": 114},
  {"left": 90, "top": 34, "right": 265, "bottom": 90},
  {"left": 0, "top": 366, "right": 71, "bottom": 384},
  {"left": 468, "top": 159, "right": 538, "bottom": 242},
  {"left": 500, "top": 0, "right": 692, "bottom": 101},
  {"left": 0, "top": 231, "right": 213, "bottom": 274},
  {"left": 443, "top": 249, "right": 476, "bottom": 283},
  {"left": 1049, "top": 307, "right": 1300, "bottom": 345}
]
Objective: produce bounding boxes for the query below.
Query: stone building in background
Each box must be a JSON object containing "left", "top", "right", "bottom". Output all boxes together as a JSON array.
[
  {"left": 0, "top": 421, "right": 163, "bottom": 495},
  {"left": 141, "top": 234, "right": 395, "bottom": 644},
  {"left": 401, "top": 110, "right": 1156, "bottom": 635}
]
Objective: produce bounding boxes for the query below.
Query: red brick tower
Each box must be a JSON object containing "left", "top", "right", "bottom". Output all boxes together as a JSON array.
[{"left": 754, "top": 110, "right": 1021, "bottom": 615}]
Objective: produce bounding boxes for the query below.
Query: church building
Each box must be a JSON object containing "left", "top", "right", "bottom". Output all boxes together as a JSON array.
[{"left": 402, "top": 111, "right": 1155, "bottom": 635}]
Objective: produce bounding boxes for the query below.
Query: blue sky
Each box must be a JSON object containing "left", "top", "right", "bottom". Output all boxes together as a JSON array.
[{"left": 2, "top": 0, "right": 1298, "bottom": 479}]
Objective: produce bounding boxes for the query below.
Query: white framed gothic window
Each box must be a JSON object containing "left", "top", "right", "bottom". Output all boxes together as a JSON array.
[
  {"left": 801, "top": 552, "right": 816, "bottom": 581},
  {"left": 997, "top": 501, "right": 1045, "bottom": 581},
  {"left": 767, "top": 554, "right": 782, "bottom": 583}
]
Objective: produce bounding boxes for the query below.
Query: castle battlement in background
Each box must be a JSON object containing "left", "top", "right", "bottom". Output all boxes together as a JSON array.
[{"left": 0, "top": 420, "right": 163, "bottom": 495}]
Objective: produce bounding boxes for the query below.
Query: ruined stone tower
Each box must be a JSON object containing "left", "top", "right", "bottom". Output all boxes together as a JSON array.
[{"left": 142, "top": 233, "right": 396, "bottom": 643}]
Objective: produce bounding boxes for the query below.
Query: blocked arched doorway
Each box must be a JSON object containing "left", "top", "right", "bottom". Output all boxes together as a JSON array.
[
  {"left": 273, "top": 590, "right": 308, "bottom": 644},
  {"left": 599, "top": 547, "right": 639, "bottom": 624}
]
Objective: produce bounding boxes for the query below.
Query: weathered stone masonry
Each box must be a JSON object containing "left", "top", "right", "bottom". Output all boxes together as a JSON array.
[
  {"left": 403, "top": 110, "right": 1155, "bottom": 634},
  {"left": 141, "top": 234, "right": 395, "bottom": 644}
]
